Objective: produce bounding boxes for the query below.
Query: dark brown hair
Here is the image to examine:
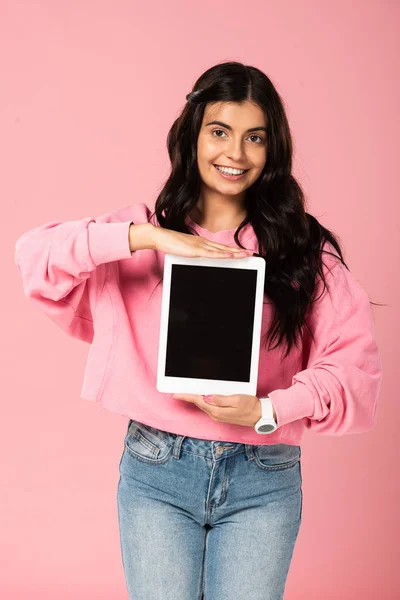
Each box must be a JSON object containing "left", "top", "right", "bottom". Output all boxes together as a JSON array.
[{"left": 149, "top": 61, "right": 383, "bottom": 360}]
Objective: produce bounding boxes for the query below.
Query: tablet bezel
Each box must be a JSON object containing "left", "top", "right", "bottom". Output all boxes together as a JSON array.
[{"left": 156, "top": 253, "right": 266, "bottom": 396}]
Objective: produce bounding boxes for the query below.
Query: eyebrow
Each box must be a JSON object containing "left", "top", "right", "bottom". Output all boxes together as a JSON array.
[{"left": 205, "top": 120, "right": 267, "bottom": 133}]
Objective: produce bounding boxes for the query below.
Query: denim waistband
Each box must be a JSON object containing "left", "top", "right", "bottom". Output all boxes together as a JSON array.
[
  {"left": 167, "top": 433, "right": 260, "bottom": 461},
  {"left": 127, "top": 418, "right": 300, "bottom": 463}
]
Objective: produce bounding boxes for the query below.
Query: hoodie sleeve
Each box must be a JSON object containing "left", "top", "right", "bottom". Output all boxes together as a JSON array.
[
  {"left": 268, "top": 246, "right": 383, "bottom": 435},
  {"left": 14, "top": 206, "right": 144, "bottom": 343}
]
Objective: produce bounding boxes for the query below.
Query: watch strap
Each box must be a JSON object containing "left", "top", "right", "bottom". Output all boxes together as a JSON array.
[{"left": 254, "top": 395, "right": 278, "bottom": 434}]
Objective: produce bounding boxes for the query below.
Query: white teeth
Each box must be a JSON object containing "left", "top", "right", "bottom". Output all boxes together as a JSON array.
[{"left": 215, "top": 165, "right": 245, "bottom": 175}]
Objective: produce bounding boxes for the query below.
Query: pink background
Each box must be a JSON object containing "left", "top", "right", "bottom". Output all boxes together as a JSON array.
[{"left": 2, "top": 1, "right": 398, "bottom": 598}]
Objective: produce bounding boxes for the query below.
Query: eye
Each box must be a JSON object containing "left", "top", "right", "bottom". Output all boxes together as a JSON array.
[
  {"left": 249, "top": 134, "right": 265, "bottom": 144},
  {"left": 212, "top": 129, "right": 227, "bottom": 138},
  {"left": 211, "top": 129, "right": 265, "bottom": 144}
]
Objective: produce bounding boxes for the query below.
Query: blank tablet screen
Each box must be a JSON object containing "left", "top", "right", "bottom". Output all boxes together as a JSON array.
[{"left": 165, "top": 264, "right": 258, "bottom": 382}]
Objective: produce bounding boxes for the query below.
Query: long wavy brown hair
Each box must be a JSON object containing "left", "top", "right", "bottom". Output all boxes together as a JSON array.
[{"left": 148, "top": 61, "right": 383, "bottom": 360}]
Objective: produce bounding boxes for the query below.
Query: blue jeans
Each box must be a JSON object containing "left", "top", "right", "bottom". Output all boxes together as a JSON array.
[{"left": 117, "top": 419, "right": 303, "bottom": 600}]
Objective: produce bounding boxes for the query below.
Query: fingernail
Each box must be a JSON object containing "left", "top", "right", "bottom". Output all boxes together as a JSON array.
[{"left": 203, "top": 395, "right": 213, "bottom": 402}]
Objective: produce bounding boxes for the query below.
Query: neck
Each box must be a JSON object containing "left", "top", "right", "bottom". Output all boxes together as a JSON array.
[{"left": 189, "top": 188, "right": 247, "bottom": 232}]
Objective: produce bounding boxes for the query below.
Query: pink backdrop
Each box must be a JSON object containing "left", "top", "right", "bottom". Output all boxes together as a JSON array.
[{"left": 2, "top": 1, "right": 397, "bottom": 598}]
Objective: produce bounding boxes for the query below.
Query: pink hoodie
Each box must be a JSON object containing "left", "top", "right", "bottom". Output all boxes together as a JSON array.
[{"left": 14, "top": 202, "right": 382, "bottom": 445}]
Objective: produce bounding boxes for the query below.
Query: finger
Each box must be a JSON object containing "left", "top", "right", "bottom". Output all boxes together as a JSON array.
[
  {"left": 173, "top": 394, "right": 216, "bottom": 417},
  {"left": 173, "top": 394, "right": 216, "bottom": 409},
  {"left": 203, "top": 244, "right": 253, "bottom": 257},
  {"left": 206, "top": 250, "right": 252, "bottom": 258},
  {"left": 173, "top": 393, "right": 236, "bottom": 407},
  {"left": 205, "top": 241, "right": 253, "bottom": 253},
  {"left": 172, "top": 394, "right": 199, "bottom": 402},
  {"left": 173, "top": 393, "right": 212, "bottom": 402}
]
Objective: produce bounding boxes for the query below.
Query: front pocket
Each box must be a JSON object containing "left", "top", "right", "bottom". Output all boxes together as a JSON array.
[
  {"left": 253, "top": 443, "right": 301, "bottom": 471},
  {"left": 124, "top": 419, "right": 173, "bottom": 464}
]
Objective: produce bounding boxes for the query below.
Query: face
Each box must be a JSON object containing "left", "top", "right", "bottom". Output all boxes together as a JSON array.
[{"left": 196, "top": 101, "right": 268, "bottom": 198}]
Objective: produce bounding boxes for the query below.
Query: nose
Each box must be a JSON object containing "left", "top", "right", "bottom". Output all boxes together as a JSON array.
[{"left": 226, "top": 137, "right": 246, "bottom": 162}]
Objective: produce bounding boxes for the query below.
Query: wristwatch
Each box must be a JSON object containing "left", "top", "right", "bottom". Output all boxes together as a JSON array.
[{"left": 254, "top": 396, "right": 278, "bottom": 434}]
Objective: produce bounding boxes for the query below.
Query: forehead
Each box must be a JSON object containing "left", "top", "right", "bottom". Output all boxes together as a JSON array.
[{"left": 202, "top": 101, "right": 267, "bottom": 127}]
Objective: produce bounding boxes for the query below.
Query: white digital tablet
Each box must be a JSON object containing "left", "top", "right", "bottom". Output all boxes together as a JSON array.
[{"left": 156, "top": 253, "right": 266, "bottom": 396}]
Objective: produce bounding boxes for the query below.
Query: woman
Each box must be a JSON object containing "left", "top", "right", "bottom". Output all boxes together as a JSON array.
[{"left": 15, "top": 61, "right": 382, "bottom": 600}]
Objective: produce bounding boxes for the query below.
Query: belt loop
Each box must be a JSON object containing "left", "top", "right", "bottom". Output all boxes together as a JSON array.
[
  {"left": 245, "top": 444, "right": 255, "bottom": 461},
  {"left": 172, "top": 435, "right": 185, "bottom": 459}
]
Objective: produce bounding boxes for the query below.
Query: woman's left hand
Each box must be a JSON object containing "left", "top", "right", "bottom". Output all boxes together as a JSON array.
[{"left": 172, "top": 393, "right": 276, "bottom": 427}]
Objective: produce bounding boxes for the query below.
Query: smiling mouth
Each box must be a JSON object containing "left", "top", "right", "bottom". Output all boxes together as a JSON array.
[{"left": 213, "top": 164, "right": 250, "bottom": 171}]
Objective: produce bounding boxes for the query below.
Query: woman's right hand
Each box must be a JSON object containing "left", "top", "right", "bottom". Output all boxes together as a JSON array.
[
  {"left": 129, "top": 223, "right": 254, "bottom": 258},
  {"left": 152, "top": 226, "right": 254, "bottom": 258}
]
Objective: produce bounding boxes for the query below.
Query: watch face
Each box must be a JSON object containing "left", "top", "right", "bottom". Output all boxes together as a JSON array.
[{"left": 258, "top": 423, "right": 276, "bottom": 433}]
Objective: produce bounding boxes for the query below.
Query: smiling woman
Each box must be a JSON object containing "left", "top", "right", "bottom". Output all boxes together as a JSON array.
[
  {"left": 14, "top": 59, "right": 382, "bottom": 600},
  {"left": 152, "top": 62, "right": 380, "bottom": 364}
]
